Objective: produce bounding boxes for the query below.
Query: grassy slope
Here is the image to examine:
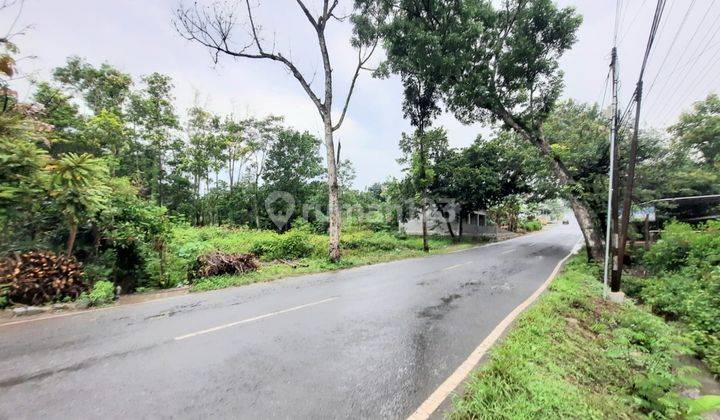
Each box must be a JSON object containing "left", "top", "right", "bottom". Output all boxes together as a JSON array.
[
  {"left": 450, "top": 255, "right": 699, "bottom": 419},
  {"left": 191, "top": 245, "right": 475, "bottom": 292},
  {"left": 168, "top": 225, "right": 488, "bottom": 293}
]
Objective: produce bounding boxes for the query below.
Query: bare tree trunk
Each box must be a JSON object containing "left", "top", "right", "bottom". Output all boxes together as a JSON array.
[
  {"left": 459, "top": 212, "right": 463, "bottom": 238},
  {"left": 228, "top": 157, "right": 235, "bottom": 191},
  {"left": 324, "top": 118, "right": 342, "bottom": 262},
  {"left": 90, "top": 223, "right": 101, "bottom": 258},
  {"left": 421, "top": 195, "right": 429, "bottom": 252},
  {"left": 157, "top": 153, "right": 164, "bottom": 207},
  {"left": 253, "top": 173, "right": 261, "bottom": 229},
  {"left": 66, "top": 222, "right": 78, "bottom": 256},
  {"left": 445, "top": 218, "right": 456, "bottom": 241}
]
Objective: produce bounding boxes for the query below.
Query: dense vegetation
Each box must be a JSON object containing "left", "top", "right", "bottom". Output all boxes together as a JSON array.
[
  {"left": 451, "top": 255, "right": 708, "bottom": 418},
  {"left": 0, "top": 48, "right": 557, "bottom": 307},
  {"left": 625, "top": 221, "right": 720, "bottom": 377},
  {"left": 1, "top": 0, "right": 717, "bottom": 313}
]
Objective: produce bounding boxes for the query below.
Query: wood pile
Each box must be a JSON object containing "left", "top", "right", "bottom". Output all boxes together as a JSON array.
[
  {"left": 191, "top": 251, "right": 259, "bottom": 279},
  {"left": 0, "top": 251, "right": 86, "bottom": 305}
]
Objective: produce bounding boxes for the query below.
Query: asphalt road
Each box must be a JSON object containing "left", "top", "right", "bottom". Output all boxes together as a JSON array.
[{"left": 0, "top": 220, "right": 581, "bottom": 419}]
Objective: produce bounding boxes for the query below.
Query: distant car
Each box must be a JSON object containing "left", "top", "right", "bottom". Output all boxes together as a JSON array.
[{"left": 562, "top": 219, "right": 569, "bottom": 225}]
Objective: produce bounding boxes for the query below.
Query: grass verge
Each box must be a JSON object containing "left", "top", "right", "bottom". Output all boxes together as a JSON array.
[
  {"left": 449, "top": 254, "right": 702, "bottom": 419},
  {"left": 190, "top": 240, "right": 481, "bottom": 292}
]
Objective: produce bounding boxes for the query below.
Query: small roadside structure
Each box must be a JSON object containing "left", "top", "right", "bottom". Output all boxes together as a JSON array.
[{"left": 400, "top": 206, "right": 514, "bottom": 239}]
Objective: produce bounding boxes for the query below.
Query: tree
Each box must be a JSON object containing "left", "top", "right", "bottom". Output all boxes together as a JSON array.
[
  {"left": 53, "top": 56, "right": 132, "bottom": 115},
  {"left": 433, "top": 132, "right": 555, "bottom": 236},
  {"left": 398, "top": 74, "right": 441, "bottom": 250},
  {"left": 222, "top": 116, "right": 251, "bottom": 191},
  {"left": 47, "top": 153, "right": 109, "bottom": 255},
  {"left": 181, "top": 104, "right": 227, "bottom": 224},
  {"left": 0, "top": 115, "right": 50, "bottom": 247},
  {"left": 263, "top": 129, "right": 324, "bottom": 230},
  {"left": 128, "top": 73, "right": 180, "bottom": 207},
  {"left": 357, "top": 0, "right": 605, "bottom": 260},
  {"left": 244, "top": 116, "right": 283, "bottom": 229},
  {"left": 84, "top": 109, "right": 130, "bottom": 174},
  {"left": 398, "top": 127, "right": 447, "bottom": 249},
  {"left": 174, "top": 0, "right": 380, "bottom": 262},
  {"left": 544, "top": 100, "right": 611, "bottom": 233},
  {"left": 32, "top": 82, "right": 86, "bottom": 155},
  {"left": 670, "top": 93, "right": 720, "bottom": 166}
]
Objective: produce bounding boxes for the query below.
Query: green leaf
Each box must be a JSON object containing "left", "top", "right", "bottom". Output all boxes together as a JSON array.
[{"left": 687, "top": 395, "right": 720, "bottom": 415}]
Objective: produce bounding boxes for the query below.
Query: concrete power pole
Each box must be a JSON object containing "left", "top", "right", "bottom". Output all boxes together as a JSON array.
[{"left": 603, "top": 47, "right": 620, "bottom": 299}]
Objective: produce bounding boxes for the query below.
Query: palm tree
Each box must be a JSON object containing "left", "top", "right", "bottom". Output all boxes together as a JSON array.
[{"left": 47, "top": 153, "right": 110, "bottom": 255}]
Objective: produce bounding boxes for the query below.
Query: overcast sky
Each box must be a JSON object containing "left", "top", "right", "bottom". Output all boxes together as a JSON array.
[{"left": 3, "top": 0, "right": 718, "bottom": 188}]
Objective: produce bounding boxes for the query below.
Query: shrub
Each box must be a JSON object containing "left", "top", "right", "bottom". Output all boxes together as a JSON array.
[
  {"left": 87, "top": 280, "right": 115, "bottom": 305},
  {"left": 626, "top": 221, "right": 720, "bottom": 376},
  {"left": 0, "top": 251, "right": 86, "bottom": 305},
  {"left": 191, "top": 251, "right": 259, "bottom": 279},
  {"left": 341, "top": 231, "right": 404, "bottom": 251},
  {"left": 643, "top": 222, "right": 696, "bottom": 273},
  {"left": 519, "top": 219, "right": 542, "bottom": 232},
  {"left": 250, "top": 228, "right": 324, "bottom": 260}
]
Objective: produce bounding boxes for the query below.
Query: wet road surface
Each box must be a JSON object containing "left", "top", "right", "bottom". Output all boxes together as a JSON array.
[{"left": 0, "top": 220, "right": 581, "bottom": 419}]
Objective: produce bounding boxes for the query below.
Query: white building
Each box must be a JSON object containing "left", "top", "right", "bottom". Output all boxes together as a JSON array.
[{"left": 400, "top": 207, "right": 513, "bottom": 239}]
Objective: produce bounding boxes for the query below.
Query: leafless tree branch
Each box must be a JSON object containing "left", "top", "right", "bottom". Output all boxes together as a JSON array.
[
  {"left": 332, "top": 39, "right": 378, "bottom": 131},
  {"left": 174, "top": 1, "right": 324, "bottom": 114}
]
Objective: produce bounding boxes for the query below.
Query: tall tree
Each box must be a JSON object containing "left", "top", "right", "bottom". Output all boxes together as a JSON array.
[
  {"left": 357, "top": 0, "right": 605, "bottom": 260},
  {"left": 174, "top": 0, "right": 380, "bottom": 262},
  {"left": 398, "top": 75, "right": 441, "bottom": 250},
  {"left": 84, "top": 109, "right": 130, "bottom": 174},
  {"left": 670, "top": 93, "right": 720, "bottom": 167},
  {"left": 398, "top": 127, "right": 446, "bottom": 249},
  {"left": 47, "top": 153, "right": 109, "bottom": 255},
  {"left": 263, "top": 129, "right": 324, "bottom": 230},
  {"left": 245, "top": 116, "right": 283, "bottom": 229},
  {"left": 128, "top": 73, "right": 180, "bottom": 207},
  {"left": 32, "top": 82, "right": 86, "bottom": 155},
  {"left": 53, "top": 56, "right": 132, "bottom": 116},
  {"left": 222, "top": 116, "right": 251, "bottom": 191}
]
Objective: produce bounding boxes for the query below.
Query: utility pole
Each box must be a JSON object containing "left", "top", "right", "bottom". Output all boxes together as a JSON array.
[
  {"left": 603, "top": 47, "right": 620, "bottom": 299},
  {"left": 610, "top": 0, "right": 665, "bottom": 293},
  {"left": 614, "top": 80, "right": 643, "bottom": 292}
]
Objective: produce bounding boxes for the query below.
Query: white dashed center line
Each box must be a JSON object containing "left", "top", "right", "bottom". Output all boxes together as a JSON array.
[
  {"left": 442, "top": 262, "right": 472, "bottom": 271},
  {"left": 174, "top": 297, "right": 337, "bottom": 341}
]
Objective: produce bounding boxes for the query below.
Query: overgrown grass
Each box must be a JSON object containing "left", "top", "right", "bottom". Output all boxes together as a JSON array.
[
  {"left": 450, "top": 254, "right": 700, "bottom": 419},
  {"left": 166, "top": 224, "right": 489, "bottom": 292}
]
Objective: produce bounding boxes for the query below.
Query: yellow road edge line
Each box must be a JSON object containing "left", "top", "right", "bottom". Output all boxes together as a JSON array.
[{"left": 407, "top": 240, "right": 583, "bottom": 420}]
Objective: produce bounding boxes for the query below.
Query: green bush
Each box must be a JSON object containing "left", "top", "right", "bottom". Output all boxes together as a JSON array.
[
  {"left": 250, "top": 228, "right": 325, "bottom": 260},
  {"left": 0, "top": 295, "right": 7, "bottom": 308},
  {"left": 625, "top": 221, "right": 720, "bottom": 376},
  {"left": 87, "top": 280, "right": 115, "bottom": 306},
  {"left": 519, "top": 219, "right": 542, "bottom": 232}
]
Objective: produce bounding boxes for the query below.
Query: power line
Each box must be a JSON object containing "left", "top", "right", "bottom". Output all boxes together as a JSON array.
[
  {"left": 639, "top": 0, "right": 667, "bottom": 78},
  {"left": 614, "top": 0, "right": 625, "bottom": 45},
  {"left": 617, "top": 0, "right": 667, "bottom": 121},
  {"left": 655, "top": 44, "right": 720, "bottom": 124},
  {"left": 612, "top": 0, "right": 667, "bottom": 293},
  {"left": 618, "top": 0, "right": 650, "bottom": 45},
  {"left": 598, "top": 68, "right": 611, "bottom": 109},
  {"left": 645, "top": 0, "right": 698, "bottom": 96},
  {"left": 645, "top": 0, "right": 720, "bottom": 115}
]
